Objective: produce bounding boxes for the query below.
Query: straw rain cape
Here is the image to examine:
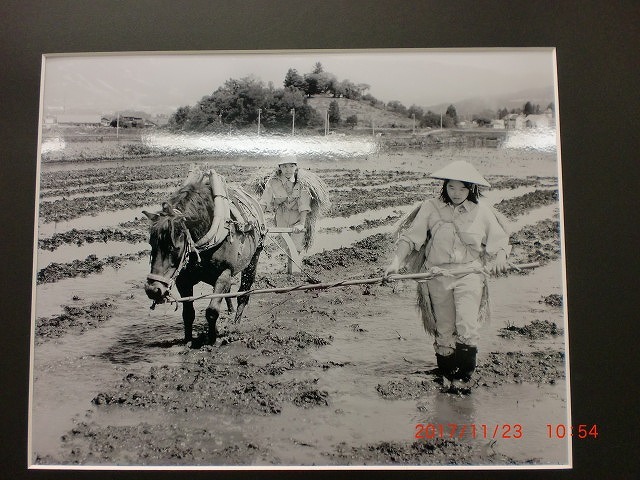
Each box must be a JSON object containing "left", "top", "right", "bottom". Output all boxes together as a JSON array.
[{"left": 392, "top": 199, "right": 511, "bottom": 336}]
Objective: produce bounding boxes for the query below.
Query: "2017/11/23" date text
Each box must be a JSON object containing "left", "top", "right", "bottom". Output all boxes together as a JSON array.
[{"left": 414, "top": 423, "right": 523, "bottom": 440}]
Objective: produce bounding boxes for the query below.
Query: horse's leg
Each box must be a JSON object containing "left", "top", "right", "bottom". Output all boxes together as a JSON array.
[
  {"left": 205, "top": 269, "right": 232, "bottom": 345},
  {"left": 225, "top": 273, "right": 239, "bottom": 313},
  {"left": 225, "top": 297, "right": 235, "bottom": 314},
  {"left": 176, "top": 278, "right": 195, "bottom": 346},
  {"left": 234, "top": 245, "right": 263, "bottom": 323}
]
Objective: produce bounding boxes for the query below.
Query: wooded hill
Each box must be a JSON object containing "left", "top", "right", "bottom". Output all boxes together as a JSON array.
[{"left": 306, "top": 96, "right": 414, "bottom": 129}]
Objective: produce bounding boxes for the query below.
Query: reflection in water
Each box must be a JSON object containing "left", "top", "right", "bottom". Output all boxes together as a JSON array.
[
  {"left": 98, "top": 323, "right": 174, "bottom": 364},
  {"left": 37, "top": 207, "right": 153, "bottom": 238},
  {"left": 431, "top": 392, "right": 477, "bottom": 426},
  {"left": 418, "top": 383, "right": 568, "bottom": 464},
  {"left": 37, "top": 241, "right": 147, "bottom": 269}
]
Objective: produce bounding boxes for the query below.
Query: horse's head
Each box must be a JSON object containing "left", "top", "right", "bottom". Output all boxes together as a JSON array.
[{"left": 143, "top": 202, "right": 189, "bottom": 304}]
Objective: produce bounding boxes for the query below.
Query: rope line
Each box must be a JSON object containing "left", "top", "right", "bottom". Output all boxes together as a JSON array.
[{"left": 170, "top": 262, "right": 539, "bottom": 304}]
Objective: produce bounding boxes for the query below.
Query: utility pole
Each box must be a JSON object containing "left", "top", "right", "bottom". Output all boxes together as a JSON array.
[
  {"left": 412, "top": 113, "right": 416, "bottom": 135},
  {"left": 440, "top": 112, "right": 443, "bottom": 130},
  {"left": 291, "top": 108, "right": 295, "bottom": 135},
  {"left": 116, "top": 112, "right": 120, "bottom": 139},
  {"left": 257, "top": 108, "right": 262, "bottom": 135},
  {"left": 324, "top": 110, "right": 329, "bottom": 136}
]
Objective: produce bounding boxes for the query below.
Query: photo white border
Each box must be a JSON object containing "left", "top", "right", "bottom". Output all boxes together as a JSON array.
[{"left": 29, "top": 47, "right": 571, "bottom": 471}]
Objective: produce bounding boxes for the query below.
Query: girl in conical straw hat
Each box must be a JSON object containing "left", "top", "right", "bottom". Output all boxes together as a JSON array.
[{"left": 384, "top": 160, "right": 510, "bottom": 394}]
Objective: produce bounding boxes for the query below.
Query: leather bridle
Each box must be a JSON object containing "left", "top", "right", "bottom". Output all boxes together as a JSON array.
[{"left": 146, "top": 212, "right": 199, "bottom": 306}]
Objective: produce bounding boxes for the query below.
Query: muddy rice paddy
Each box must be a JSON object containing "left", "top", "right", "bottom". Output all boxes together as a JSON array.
[{"left": 30, "top": 146, "right": 569, "bottom": 468}]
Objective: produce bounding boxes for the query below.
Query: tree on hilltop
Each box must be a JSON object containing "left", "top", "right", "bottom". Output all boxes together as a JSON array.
[
  {"left": 283, "top": 68, "right": 306, "bottom": 90},
  {"left": 387, "top": 100, "right": 407, "bottom": 116},
  {"left": 362, "top": 93, "right": 384, "bottom": 109},
  {"left": 332, "top": 80, "right": 371, "bottom": 100},
  {"left": 303, "top": 70, "right": 336, "bottom": 97},
  {"left": 332, "top": 79, "right": 354, "bottom": 99},
  {"left": 167, "top": 75, "right": 318, "bottom": 132}
]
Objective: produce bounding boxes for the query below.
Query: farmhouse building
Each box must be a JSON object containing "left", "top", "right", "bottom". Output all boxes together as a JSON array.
[
  {"left": 524, "top": 113, "right": 555, "bottom": 129},
  {"left": 504, "top": 112, "right": 555, "bottom": 130},
  {"left": 118, "top": 116, "right": 145, "bottom": 128},
  {"left": 504, "top": 114, "right": 525, "bottom": 130}
]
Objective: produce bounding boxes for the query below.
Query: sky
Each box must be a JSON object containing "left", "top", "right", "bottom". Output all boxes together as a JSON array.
[{"left": 41, "top": 49, "right": 556, "bottom": 117}]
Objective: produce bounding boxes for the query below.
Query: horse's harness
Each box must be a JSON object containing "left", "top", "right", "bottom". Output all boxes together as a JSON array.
[{"left": 146, "top": 183, "right": 266, "bottom": 307}]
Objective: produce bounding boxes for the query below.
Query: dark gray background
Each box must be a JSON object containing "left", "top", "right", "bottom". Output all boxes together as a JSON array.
[{"left": 1, "top": 1, "right": 637, "bottom": 479}]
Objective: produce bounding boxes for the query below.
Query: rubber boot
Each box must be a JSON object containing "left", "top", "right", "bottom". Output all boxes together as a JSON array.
[
  {"left": 454, "top": 343, "right": 478, "bottom": 382},
  {"left": 435, "top": 353, "right": 458, "bottom": 387}
]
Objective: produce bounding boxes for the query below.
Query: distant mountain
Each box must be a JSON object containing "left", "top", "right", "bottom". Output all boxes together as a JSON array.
[
  {"left": 306, "top": 87, "right": 554, "bottom": 128},
  {"left": 425, "top": 86, "right": 555, "bottom": 117}
]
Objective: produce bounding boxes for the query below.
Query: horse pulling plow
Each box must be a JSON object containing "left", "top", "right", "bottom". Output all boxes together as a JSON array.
[{"left": 143, "top": 167, "right": 545, "bottom": 347}]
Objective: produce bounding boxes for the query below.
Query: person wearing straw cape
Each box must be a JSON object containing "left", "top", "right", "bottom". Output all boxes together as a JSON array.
[
  {"left": 384, "top": 160, "right": 510, "bottom": 393},
  {"left": 258, "top": 156, "right": 330, "bottom": 255}
]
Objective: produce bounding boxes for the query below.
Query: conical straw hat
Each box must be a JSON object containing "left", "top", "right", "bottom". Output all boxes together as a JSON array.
[{"left": 429, "top": 160, "right": 490, "bottom": 187}]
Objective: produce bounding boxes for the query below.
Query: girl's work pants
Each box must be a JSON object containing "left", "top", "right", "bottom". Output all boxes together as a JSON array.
[{"left": 426, "top": 269, "right": 484, "bottom": 355}]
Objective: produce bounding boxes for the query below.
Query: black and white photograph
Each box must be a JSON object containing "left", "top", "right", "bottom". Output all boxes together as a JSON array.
[{"left": 27, "top": 48, "right": 572, "bottom": 470}]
